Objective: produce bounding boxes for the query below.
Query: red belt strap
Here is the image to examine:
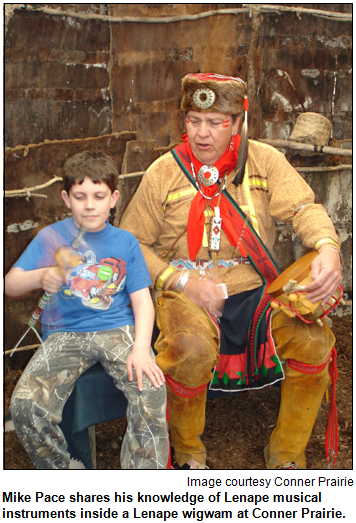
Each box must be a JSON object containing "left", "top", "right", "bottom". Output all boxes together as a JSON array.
[
  {"left": 165, "top": 374, "right": 208, "bottom": 398},
  {"left": 288, "top": 347, "right": 338, "bottom": 469}
]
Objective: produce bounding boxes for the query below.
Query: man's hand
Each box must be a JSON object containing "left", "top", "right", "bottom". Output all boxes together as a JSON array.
[
  {"left": 171, "top": 275, "right": 226, "bottom": 318},
  {"left": 40, "top": 266, "right": 65, "bottom": 294},
  {"left": 303, "top": 247, "right": 342, "bottom": 304},
  {"left": 126, "top": 346, "right": 165, "bottom": 392}
]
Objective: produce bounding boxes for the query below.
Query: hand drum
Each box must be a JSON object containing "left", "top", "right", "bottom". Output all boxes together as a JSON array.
[
  {"left": 268, "top": 251, "right": 342, "bottom": 325},
  {"left": 268, "top": 250, "right": 318, "bottom": 299}
]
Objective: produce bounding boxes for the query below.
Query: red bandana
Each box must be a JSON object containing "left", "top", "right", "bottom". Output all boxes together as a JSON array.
[{"left": 182, "top": 134, "right": 247, "bottom": 260}]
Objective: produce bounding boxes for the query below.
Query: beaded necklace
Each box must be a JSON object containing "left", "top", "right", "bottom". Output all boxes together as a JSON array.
[{"left": 190, "top": 163, "right": 227, "bottom": 264}]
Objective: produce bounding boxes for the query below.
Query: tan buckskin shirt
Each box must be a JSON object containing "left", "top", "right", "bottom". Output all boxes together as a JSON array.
[{"left": 120, "top": 140, "right": 340, "bottom": 300}]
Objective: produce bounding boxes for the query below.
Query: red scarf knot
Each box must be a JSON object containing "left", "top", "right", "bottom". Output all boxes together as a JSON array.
[{"left": 182, "top": 134, "right": 247, "bottom": 260}]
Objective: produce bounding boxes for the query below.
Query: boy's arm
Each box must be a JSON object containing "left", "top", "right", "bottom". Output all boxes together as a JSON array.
[
  {"left": 5, "top": 266, "right": 65, "bottom": 297},
  {"left": 127, "top": 287, "right": 165, "bottom": 392}
]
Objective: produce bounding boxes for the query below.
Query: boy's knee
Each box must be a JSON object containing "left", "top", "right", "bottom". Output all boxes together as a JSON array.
[
  {"left": 147, "top": 383, "right": 167, "bottom": 407},
  {"left": 10, "top": 397, "right": 35, "bottom": 431},
  {"left": 135, "top": 383, "right": 167, "bottom": 430},
  {"left": 141, "top": 377, "right": 166, "bottom": 401}
]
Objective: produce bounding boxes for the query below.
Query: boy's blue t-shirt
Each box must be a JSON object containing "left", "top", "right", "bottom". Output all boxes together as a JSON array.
[{"left": 14, "top": 218, "right": 152, "bottom": 340}]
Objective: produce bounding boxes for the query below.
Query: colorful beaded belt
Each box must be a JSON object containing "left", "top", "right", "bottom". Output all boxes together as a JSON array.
[{"left": 169, "top": 257, "right": 250, "bottom": 270}]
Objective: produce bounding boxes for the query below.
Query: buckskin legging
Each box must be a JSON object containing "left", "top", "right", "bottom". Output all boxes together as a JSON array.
[
  {"left": 154, "top": 290, "right": 335, "bottom": 468},
  {"left": 10, "top": 326, "right": 169, "bottom": 470}
]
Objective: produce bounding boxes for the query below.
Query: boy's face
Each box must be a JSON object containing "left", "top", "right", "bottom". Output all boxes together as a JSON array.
[{"left": 61, "top": 177, "right": 120, "bottom": 233}]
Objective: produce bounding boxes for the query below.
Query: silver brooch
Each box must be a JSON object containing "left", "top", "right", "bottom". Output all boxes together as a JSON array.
[
  {"left": 197, "top": 165, "right": 219, "bottom": 186},
  {"left": 193, "top": 88, "right": 215, "bottom": 110}
]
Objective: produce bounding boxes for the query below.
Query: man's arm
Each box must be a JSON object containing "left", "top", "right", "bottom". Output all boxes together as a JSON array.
[
  {"left": 127, "top": 287, "right": 165, "bottom": 392},
  {"left": 120, "top": 157, "right": 181, "bottom": 292},
  {"left": 5, "top": 266, "right": 65, "bottom": 297},
  {"left": 261, "top": 144, "right": 342, "bottom": 303}
]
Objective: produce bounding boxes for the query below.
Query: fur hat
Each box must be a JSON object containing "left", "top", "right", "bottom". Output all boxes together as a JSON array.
[{"left": 181, "top": 73, "right": 246, "bottom": 114}]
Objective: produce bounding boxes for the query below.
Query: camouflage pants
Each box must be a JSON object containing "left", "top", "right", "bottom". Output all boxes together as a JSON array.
[{"left": 10, "top": 326, "right": 169, "bottom": 470}]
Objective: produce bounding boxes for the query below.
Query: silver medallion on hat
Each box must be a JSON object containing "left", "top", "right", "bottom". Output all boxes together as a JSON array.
[
  {"left": 197, "top": 165, "right": 219, "bottom": 186},
  {"left": 193, "top": 88, "right": 215, "bottom": 110}
]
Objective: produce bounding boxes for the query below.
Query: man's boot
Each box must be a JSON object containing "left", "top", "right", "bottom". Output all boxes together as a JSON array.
[
  {"left": 265, "top": 308, "right": 335, "bottom": 469},
  {"left": 154, "top": 290, "right": 220, "bottom": 467}
]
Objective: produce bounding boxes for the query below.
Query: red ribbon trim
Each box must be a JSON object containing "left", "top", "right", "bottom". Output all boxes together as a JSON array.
[{"left": 165, "top": 374, "right": 208, "bottom": 398}]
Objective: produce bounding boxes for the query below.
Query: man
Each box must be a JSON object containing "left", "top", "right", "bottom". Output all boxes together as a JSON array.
[{"left": 120, "top": 73, "right": 342, "bottom": 469}]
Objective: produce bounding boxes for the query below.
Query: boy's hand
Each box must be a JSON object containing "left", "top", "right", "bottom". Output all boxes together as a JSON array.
[
  {"left": 126, "top": 346, "right": 165, "bottom": 392},
  {"left": 40, "top": 267, "right": 65, "bottom": 294}
]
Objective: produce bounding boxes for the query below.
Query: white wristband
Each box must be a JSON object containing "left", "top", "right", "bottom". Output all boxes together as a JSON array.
[{"left": 175, "top": 271, "right": 190, "bottom": 292}]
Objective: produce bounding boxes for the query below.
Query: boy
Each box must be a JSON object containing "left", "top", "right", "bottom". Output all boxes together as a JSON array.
[{"left": 5, "top": 150, "right": 169, "bottom": 470}]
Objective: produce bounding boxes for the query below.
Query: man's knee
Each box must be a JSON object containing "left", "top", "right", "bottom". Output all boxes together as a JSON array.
[
  {"left": 272, "top": 309, "right": 335, "bottom": 364},
  {"left": 162, "top": 329, "right": 216, "bottom": 364},
  {"left": 155, "top": 330, "right": 218, "bottom": 387}
]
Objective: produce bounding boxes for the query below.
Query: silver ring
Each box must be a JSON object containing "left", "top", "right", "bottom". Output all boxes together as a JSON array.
[{"left": 193, "top": 88, "right": 215, "bottom": 110}]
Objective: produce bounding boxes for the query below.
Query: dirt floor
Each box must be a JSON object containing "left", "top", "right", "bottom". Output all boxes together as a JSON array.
[{"left": 4, "top": 315, "right": 352, "bottom": 470}]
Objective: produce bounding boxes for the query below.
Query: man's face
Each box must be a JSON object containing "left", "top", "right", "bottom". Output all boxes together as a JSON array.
[
  {"left": 186, "top": 111, "right": 240, "bottom": 165},
  {"left": 61, "top": 177, "right": 119, "bottom": 233}
]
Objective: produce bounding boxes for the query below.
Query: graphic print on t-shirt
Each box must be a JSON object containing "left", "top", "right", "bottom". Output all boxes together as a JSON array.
[{"left": 61, "top": 250, "right": 126, "bottom": 311}]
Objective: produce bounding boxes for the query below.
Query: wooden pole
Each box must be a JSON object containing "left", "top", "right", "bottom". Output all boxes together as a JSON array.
[
  {"left": 4, "top": 344, "right": 40, "bottom": 355},
  {"left": 296, "top": 165, "right": 351, "bottom": 173},
  {"left": 4, "top": 176, "right": 63, "bottom": 199},
  {"left": 4, "top": 160, "right": 352, "bottom": 201},
  {"left": 258, "top": 139, "right": 352, "bottom": 156},
  {"left": 20, "top": 5, "right": 352, "bottom": 24}
]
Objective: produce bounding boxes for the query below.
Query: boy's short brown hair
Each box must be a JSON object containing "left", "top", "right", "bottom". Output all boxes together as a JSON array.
[{"left": 62, "top": 151, "right": 119, "bottom": 194}]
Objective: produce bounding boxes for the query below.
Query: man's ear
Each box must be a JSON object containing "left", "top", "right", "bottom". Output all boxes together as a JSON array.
[
  {"left": 61, "top": 190, "right": 71, "bottom": 209},
  {"left": 233, "top": 116, "right": 240, "bottom": 135},
  {"left": 110, "top": 190, "right": 120, "bottom": 208}
]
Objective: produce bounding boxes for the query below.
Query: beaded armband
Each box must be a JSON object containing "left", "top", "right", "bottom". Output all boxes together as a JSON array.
[
  {"left": 156, "top": 266, "right": 177, "bottom": 291},
  {"left": 315, "top": 238, "right": 341, "bottom": 252}
]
